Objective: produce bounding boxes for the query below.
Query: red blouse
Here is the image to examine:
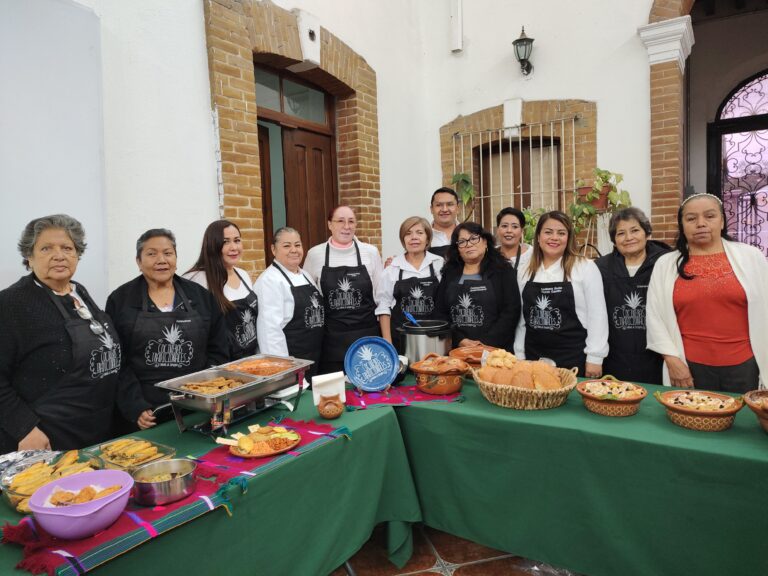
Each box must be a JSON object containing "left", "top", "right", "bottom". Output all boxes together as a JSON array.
[{"left": 673, "top": 252, "right": 753, "bottom": 366}]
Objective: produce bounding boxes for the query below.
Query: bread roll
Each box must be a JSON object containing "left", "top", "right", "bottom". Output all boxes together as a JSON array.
[{"left": 531, "top": 362, "right": 561, "bottom": 390}]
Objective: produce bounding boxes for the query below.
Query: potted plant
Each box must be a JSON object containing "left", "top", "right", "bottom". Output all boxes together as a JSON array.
[
  {"left": 451, "top": 172, "right": 477, "bottom": 222},
  {"left": 569, "top": 167, "right": 632, "bottom": 235}
]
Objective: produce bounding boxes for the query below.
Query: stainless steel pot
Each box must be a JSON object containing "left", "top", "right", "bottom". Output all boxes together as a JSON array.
[
  {"left": 132, "top": 458, "right": 197, "bottom": 506},
  {"left": 396, "top": 320, "right": 451, "bottom": 366}
]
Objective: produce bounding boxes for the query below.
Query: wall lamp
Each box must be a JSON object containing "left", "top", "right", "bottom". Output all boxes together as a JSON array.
[{"left": 513, "top": 27, "right": 534, "bottom": 75}]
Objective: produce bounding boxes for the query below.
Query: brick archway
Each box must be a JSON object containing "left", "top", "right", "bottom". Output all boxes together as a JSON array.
[
  {"left": 646, "top": 0, "right": 695, "bottom": 244},
  {"left": 203, "top": 0, "right": 380, "bottom": 276}
]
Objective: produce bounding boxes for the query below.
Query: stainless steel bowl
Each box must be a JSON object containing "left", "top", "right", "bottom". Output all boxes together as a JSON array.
[{"left": 131, "top": 458, "right": 196, "bottom": 506}]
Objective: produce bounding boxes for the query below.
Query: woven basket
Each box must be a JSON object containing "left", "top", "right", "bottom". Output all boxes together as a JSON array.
[
  {"left": 654, "top": 390, "right": 744, "bottom": 432},
  {"left": 576, "top": 377, "right": 647, "bottom": 418},
  {"left": 472, "top": 367, "right": 578, "bottom": 410}
]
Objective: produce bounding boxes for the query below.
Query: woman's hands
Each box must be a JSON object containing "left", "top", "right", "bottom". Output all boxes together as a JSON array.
[
  {"left": 18, "top": 426, "right": 51, "bottom": 450},
  {"left": 584, "top": 362, "right": 603, "bottom": 378},
  {"left": 664, "top": 355, "right": 694, "bottom": 388},
  {"left": 137, "top": 409, "right": 157, "bottom": 430}
]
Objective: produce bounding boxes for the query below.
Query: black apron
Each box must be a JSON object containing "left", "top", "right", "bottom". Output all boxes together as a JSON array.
[
  {"left": 34, "top": 283, "right": 121, "bottom": 450},
  {"left": 522, "top": 271, "right": 588, "bottom": 375},
  {"left": 428, "top": 244, "right": 449, "bottom": 258},
  {"left": 273, "top": 264, "right": 324, "bottom": 379},
  {"left": 445, "top": 274, "right": 498, "bottom": 345},
  {"left": 319, "top": 242, "right": 379, "bottom": 369},
  {"left": 390, "top": 263, "right": 439, "bottom": 354},
  {"left": 224, "top": 269, "right": 259, "bottom": 360},
  {"left": 130, "top": 280, "right": 209, "bottom": 407},
  {"left": 602, "top": 265, "right": 663, "bottom": 384}
]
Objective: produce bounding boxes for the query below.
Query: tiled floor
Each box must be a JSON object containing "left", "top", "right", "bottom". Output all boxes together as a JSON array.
[{"left": 329, "top": 524, "right": 569, "bottom": 576}]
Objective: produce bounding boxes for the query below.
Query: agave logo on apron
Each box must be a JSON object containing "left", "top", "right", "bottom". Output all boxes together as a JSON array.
[
  {"left": 145, "top": 323, "right": 194, "bottom": 367},
  {"left": 304, "top": 293, "right": 325, "bottom": 328},
  {"left": 529, "top": 295, "right": 562, "bottom": 330},
  {"left": 353, "top": 345, "right": 393, "bottom": 386},
  {"left": 612, "top": 291, "right": 646, "bottom": 330},
  {"left": 328, "top": 276, "right": 362, "bottom": 310},
  {"left": 89, "top": 331, "right": 121, "bottom": 379},
  {"left": 451, "top": 293, "right": 485, "bottom": 327},
  {"left": 401, "top": 285, "right": 434, "bottom": 316},
  {"left": 235, "top": 308, "right": 257, "bottom": 347}
]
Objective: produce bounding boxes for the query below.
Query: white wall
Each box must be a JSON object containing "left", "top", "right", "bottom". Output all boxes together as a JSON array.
[
  {"left": 688, "top": 12, "right": 768, "bottom": 196},
  {"left": 0, "top": 0, "right": 108, "bottom": 303},
  {"left": 71, "top": 0, "right": 220, "bottom": 290}
]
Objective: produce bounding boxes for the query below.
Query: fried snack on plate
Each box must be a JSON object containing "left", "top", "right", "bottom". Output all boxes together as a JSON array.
[{"left": 72, "top": 486, "right": 97, "bottom": 504}]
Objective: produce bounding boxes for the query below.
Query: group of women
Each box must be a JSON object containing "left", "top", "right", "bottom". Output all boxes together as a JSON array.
[{"left": 1, "top": 191, "right": 766, "bottom": 453}]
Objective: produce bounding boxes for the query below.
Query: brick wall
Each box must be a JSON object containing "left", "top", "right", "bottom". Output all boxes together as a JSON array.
[
  {"left": 203, "top": 0, "right": 381, "bottom": 277},
  {"left": 650, "top": 0, "right": 696, "bottom": 23}
]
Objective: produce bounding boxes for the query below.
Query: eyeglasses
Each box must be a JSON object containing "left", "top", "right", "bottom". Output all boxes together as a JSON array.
[
  {"left": 456, "top": 234, "right": 481, "bottom": 249},
  {"left": 74, "top": 299, "right": 104, "bottom": 335}
]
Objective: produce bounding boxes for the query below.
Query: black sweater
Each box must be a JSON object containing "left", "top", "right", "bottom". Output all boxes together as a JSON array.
[
  {"left": 0, "top": 275, "right": 129, "bottom": 453},
  {"left": 105, "top": 275, "right": 229, "bottom": 417},
  {"left": 435, "top": 264, "right": 521, "bottom": 351}
]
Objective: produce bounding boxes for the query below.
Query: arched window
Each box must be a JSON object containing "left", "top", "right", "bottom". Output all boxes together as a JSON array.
[{"left": 707, "top": 70, "right": 768, "bottom": 256}]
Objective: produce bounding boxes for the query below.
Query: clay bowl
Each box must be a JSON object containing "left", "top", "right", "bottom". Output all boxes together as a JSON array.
[
  {"left": 411, "top": 353, "right": 469, "bottom": 395},
  {"left": 743, "top": 390, "right": 768, "bottom": 434},
  {"left": 576, "top": 377, "right": 647, "bottom": 417},
  {"left": 654, "top": 390, "right": 744, "bottom": 432}
]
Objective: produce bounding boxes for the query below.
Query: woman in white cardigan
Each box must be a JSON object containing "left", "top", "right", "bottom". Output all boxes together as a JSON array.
[{"left": 647, "top": 193, "right": 768, "bottom": 391}]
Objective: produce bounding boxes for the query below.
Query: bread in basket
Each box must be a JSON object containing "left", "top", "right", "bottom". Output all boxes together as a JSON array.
[{"left": 410, "top": 353, "right": 469, "bottom": 395}]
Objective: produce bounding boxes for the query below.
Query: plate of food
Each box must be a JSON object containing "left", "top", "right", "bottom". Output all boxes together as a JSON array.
[
  {"left": 89, "top": 437, "right": 176, "bottom": 471},
  {"left": 215, "top": 424, "right": 301, "bottom": 458},
  {"left": 576, "top": 376, "right": 647, "bottom": 417},
  {"left": 654, "top": 389, "right": 744, "bottom": 431}
]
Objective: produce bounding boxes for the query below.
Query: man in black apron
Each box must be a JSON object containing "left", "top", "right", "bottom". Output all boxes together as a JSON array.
[
  {"left": 319, "top": 242, "right": 379, "bottom": 374},
  {"left": 273, "top": 264, "right": 324, "bottom": 379},
  {"left": 31, "top": 283, "right": 121, "bottom": 449},
  {"left": 522, "top": 272, "right": 589, "bottom": 375},
  {"left": 389, "top": 264, "right": 439, "bottom": 353},
  {"left": 596, "top": 241, "right": 669, "bottom": 384},
  {"left": 224, "top": 269, "right": 259, "bottom": 360}
]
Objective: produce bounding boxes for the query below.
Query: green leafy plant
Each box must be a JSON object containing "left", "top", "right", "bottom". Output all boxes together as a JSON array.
[
  {"left": 451, "top": 173, "right": 476, "bottom": 222},
  {"left": 569, "top": 167, "right": 632, "bottom": 234},
  {"left": 522, "top": 207, "right": 546, "bottom": 245}
]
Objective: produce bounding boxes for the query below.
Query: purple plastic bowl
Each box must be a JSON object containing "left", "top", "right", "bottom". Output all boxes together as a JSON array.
[{"left": 28, "top": 469, "right": 134, "bottom": 540}]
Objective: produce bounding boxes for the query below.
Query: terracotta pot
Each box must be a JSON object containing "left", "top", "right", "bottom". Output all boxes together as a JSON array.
[
  {"left": 744, "top": 390, "right": 768, "bottom": 434},
  {"left": 577, "top": 184, "right": 610, "bottom": 212},
  {"left": 410, "top": 352, "right": 468, "bottom": 395}
]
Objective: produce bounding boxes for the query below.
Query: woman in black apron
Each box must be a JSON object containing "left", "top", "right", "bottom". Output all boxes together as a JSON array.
[
  {"left": 435, "top": 222, "right": 520, "bottom": 351},
  {"left": 0, "top": 215, "right": 121, "bottom": 452},
  {"left": 303, "top": 206, "right": 383, "bottom": 375},
  {"left": 254, "top": 228, "right": 324, "bottom": 379},
  {"left": 596, "top": 208, "right": 670, "bottom": 384},
  {"left": 106, "top": 229, "right": 229, "bottom": 429},
  {"left": 516, "top": 211, "right": 608, "bottom": 377},
  {"left": 495, "top": 207, "right": 532, "bottom": 271},
  {"left": 377, "top": 217, "right": 443, "bottom": 353},
  {"left": 185, "top": 220, "right": 258, "bottom": 360}
]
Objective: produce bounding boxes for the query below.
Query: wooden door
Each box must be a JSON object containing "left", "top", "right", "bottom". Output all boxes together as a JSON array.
[
  {"left": 258, "top": 125, "right": 275, "bottom": 266},
  {"left": 282, "top": 128, "right": 337, "bottom": 250}
]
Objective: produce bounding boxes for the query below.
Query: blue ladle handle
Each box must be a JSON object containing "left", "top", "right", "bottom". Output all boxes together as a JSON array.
[{"left": 403, "top": 311, "right": 421, "bottom": 326}]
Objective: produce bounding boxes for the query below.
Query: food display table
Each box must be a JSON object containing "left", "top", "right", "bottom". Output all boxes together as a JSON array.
[
  {"left": 395, "top": 377, "right": 768, "bottom": 576},
  {"left": 0, "top": 397, "right": 422, "bottom": 576}
]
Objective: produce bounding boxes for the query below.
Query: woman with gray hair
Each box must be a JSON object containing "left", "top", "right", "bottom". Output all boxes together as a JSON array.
[
  {"left": 106, "top": 228, "right": 229, "bottom": 429},
  {"left": 0, "top": 214, "right": 124, "bottom": 453},
  {"left": 595, "top": 207, "right": 670, "bottom": 384}
]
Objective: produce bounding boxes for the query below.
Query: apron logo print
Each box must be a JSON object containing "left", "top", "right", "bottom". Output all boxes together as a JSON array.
[
  {"left": 235, "top": 309, "right": 258, "bottom": 347},
  {"left": 89, "top": 332, "right": 121, "bottom": 379},
  {"left": 529, "top": 295, "right": 562, "bottom": 330},
  {"left": 145, "top": 323, "right": 194, "bottom": 367},
  {"left": 328, "top": 276, "right": 362, "bottom": 310},
  {"left": 353, "top": 345, "right": 393, "bottom": 386},
  {"left": 401, "top": 286, "right": 434, "bottom": 316},
  {"left": 304, "top": 293, "right": 325, "bottom": 328},
  {"left": 612, "top": 291, "right": 646, "bottom": 330},
  {"left": 450, "top": 293, "right": 485, "bottom": 327}
]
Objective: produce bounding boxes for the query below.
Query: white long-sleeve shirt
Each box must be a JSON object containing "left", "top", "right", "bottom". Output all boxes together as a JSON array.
[
  {"left": 514, "top": 257, "right": 609, "bottom": 364},
  {"left": 303, "top": 238, "right": 383, "bottom": 303},
  {"left": 254, "top": 262, "right": 318, "bottom": 356},
  {"left": 375, "top": 252, "right": 444, "bottom": 316}
]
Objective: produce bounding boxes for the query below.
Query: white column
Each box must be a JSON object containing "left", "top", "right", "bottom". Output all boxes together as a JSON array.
[{"left": 638, "top": 15, "right": 695, "bottom": 73}]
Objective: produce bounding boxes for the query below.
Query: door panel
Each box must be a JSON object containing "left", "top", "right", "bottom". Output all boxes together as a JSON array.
[
  {"left": 258, "top": 125, "right": 274, "bottom": 266},
  {"left": 282, "top": 129, "right": 337, "bottom": 251}
]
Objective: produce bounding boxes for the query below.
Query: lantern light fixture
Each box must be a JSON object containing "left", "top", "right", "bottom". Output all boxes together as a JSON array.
[{"left": 513, "top": 27, "right": 534, "bottom": 76}]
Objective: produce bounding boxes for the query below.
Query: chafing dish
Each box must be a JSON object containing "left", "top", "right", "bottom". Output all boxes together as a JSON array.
[{"left": 154, "top": 355, "right": 313, "bottom": 434}]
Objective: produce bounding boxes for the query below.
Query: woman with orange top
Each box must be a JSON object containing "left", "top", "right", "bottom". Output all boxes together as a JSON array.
[{"left": 647, "top": 193, "right": 768, "bottom": 391}]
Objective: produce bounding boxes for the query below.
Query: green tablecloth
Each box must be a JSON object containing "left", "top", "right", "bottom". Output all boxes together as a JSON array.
[
  {"left": 0, "top": 396, "right": 422, "bottom": 576},
  {"left": 395, "top": 377, "right": 768, "bottom": 576}
]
